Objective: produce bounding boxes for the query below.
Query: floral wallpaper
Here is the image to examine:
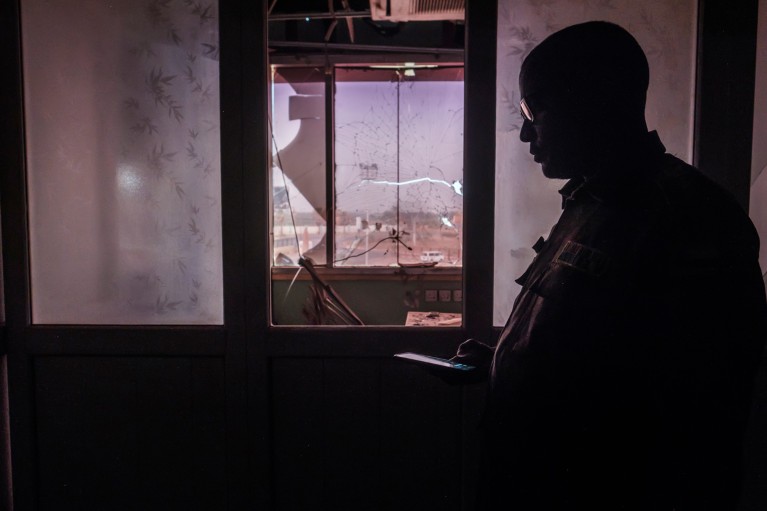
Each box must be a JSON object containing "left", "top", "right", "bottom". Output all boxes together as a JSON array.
[
  {"left": 493, "top": 0, "right": 698, "bottom": 325},
  {"left": 22, "top": 0, "right": 223, "bottom": 324}
]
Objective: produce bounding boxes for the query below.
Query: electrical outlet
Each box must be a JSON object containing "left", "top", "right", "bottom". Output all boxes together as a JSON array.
[
  {"left": 425, "top": 290, "right": 438, "bottom": 302},
  {"left": 453, "top": 289, "right": 463, "bottom": 302},
  {"left": 438, "top": 289, "right": 452, "bottom": 302}
]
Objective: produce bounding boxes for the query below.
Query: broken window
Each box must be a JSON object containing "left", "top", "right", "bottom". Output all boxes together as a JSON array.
[
  {"left": 269, "top": 63, "right": 464, "bottom": 325},
  {"left": 270, "top": 64, "right": 464, "bottom": 269},
  {"left": 270, "top": 67, "right": 328, "bottom": 266}
]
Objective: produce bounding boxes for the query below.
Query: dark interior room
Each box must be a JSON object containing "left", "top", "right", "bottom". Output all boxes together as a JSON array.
[{"left": 1, "top": 0, "right": 766, "bottom": 509}]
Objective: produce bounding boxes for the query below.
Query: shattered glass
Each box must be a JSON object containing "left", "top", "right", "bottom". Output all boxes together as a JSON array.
[
  {"left": 334, "top": 67, "right": 464, "bottom": 267},
  {"left": 270, "top": 67, "right": 327, "bottom": 266}
]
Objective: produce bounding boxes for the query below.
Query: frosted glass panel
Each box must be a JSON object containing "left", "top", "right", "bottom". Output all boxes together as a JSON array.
[
  {"left": 494, "top": 0, "right": 697, "bottom": 325},
  {"left": 22, "top": 0, "right": 223, "bottom": 324}
]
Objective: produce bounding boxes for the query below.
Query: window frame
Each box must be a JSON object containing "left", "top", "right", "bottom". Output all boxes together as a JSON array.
[
  {"left": 264, "top": 3, "right": 497, "bottom": 333},
  {"left": 268, "top": 55, "right": 466, "bottom": 275}
]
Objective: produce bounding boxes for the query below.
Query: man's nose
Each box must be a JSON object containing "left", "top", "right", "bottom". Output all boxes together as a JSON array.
[{"left": 520, "top": 119, "right": 534, "bottom": 143}]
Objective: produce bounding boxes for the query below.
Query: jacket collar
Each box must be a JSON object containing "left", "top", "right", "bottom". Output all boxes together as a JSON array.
[{"left": 558, "top": 131, "right": 666, "bottom": 208}]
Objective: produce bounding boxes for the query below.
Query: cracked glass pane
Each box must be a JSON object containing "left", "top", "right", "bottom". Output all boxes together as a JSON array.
[
  {"left": 270, "top": 67, "right": 328, "bottom": 266},
  {"left": 334, "top": 67, "right": 464, "bottom": 267}
]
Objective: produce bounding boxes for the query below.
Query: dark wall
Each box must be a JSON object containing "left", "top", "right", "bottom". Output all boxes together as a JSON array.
[
  {"left": 34, "top": 357, "right": 226, "bottom": 510},
  {"left": 272, "top": 358, "right": 465, "bottom": 510},
  {"left": 743, "top": 356, "right": 767, "bottom": 510},
  {"left": 1, "top": 356, "right": 11, "bottom": 510}
]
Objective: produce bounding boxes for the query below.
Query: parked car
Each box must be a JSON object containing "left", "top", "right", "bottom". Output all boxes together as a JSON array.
[{"left": 420, "top": 250, "right": 445, "bottom": 263}]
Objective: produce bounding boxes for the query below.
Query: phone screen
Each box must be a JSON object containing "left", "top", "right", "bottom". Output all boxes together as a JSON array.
[{"left": 394, "top": 352, "right": 475, "bottom": 371}]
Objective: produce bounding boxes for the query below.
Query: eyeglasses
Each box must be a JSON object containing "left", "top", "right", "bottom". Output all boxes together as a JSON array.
[{"left": 520, "top": 97, "right": 535, "bottom": 123}]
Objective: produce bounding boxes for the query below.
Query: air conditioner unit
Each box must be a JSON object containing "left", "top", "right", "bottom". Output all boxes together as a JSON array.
[{"left": 369, "top": 0, "right": 465, "bottom": 22}]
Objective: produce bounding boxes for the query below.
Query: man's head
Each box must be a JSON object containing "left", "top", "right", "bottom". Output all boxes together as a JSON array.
[{"left": 519, "top": 22, "right": 650, "bottom": 179}]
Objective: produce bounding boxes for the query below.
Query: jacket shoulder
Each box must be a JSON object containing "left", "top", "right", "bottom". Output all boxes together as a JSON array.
[{"left": 651, "top": 155, "right": 760, "bottom": 263}]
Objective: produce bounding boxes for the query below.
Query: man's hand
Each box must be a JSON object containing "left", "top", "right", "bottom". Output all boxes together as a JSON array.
[
  {"left": 425, "top": 339, "right": 494, "bottom": 385},
  {"left": 452, "top": 338, "right": 494, "bottom": 371}
]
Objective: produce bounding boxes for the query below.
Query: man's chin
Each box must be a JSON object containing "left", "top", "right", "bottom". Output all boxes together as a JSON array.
[
  {"left": 541, "top": 163, "right": 568, "bottom": 179},
  {"left": 540, "top": 162, "right": 572, "bottom": 180}
]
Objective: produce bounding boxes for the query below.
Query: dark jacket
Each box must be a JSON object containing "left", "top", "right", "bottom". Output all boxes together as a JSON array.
[{"left": 481, "top": 133, "right": 767, "bottom": 510}]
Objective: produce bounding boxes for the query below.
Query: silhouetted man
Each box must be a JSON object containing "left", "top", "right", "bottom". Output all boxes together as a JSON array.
[{"left": 454, "top": 21, "right": 767, "bottom": 510}]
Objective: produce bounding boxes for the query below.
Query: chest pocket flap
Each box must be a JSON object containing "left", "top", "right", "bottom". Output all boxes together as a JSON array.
[{"left": 532, "top": 241, "right": 612, "bottom": 301}]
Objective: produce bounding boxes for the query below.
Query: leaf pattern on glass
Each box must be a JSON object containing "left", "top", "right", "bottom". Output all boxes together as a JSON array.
[
  {"left": 113, "top": 0, "right": 223, "bottom": 321},
  {"left": 147, "top": 144, "right": 177, "bottom": 178},
  {"left": 129, "top": 42, "right": 156, "bottom": 59},
  {"left": 173, "top": 181, "right": 185, "bottom": 200},
  {"left": 147, "top": 67, "right": 184, "bottom": 122},
  {"left": 155, "top": 293, "right": 183, "bottom": 313},
  {"left": 131, "top": 117, "right": 159, "bottom": 135},
  {"left": 506, "top": 26, "right": 538, "bottom": 60},
  {"left": 184, "top": 0, "right": 215, "bottom": 25},
  {"left": 186, "top": 141, "right": 199, "bottom": 160},
  {"left": 201, "top": 43, "right": 219, "bottom": 60},
  {"left": 146, "top": 0, "right": 184, "bottom": 46},
  {"left": 498, "top": 86, "right": 522, "bottom": 133},
  {"left": 188, "top": 217, "right": 201, "bottom": 236}
]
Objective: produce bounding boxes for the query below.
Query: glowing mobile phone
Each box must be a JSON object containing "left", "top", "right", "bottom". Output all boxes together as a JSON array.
[{"left": 394, "top": 352, "right": 476, "bottom": 371}]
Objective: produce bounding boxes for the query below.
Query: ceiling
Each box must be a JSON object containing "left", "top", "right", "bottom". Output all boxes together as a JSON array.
[{"left": 267, "top": 0, "right": 465, "bottom": 59}]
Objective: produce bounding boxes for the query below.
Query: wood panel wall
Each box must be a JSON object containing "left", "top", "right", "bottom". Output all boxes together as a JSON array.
[
  {"left": 33, "top": 357, "right": 226, "bottom": 510},
  {"left": 271, "top": 358, "right": 464, "bottom": 510}
]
